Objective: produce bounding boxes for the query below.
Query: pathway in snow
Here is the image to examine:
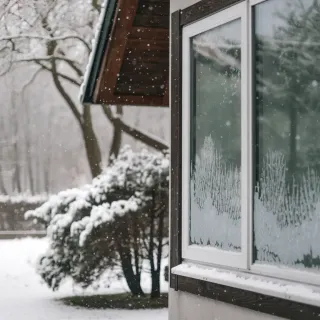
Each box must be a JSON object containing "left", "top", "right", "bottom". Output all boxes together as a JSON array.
[{"left": 0, "top": 238, "right": 168, "bottom": 320}]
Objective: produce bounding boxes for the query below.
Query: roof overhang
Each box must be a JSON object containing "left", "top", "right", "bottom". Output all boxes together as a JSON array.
[{"left": 80, "top": 0, "right": 169, "bottom": 107}]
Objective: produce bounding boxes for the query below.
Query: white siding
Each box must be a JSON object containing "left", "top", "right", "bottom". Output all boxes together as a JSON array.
[{"left": 169, "top": 289, "right": 285, "bottom": 320}]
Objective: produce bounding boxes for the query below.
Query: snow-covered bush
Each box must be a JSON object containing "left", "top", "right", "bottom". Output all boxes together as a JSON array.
[{"left": 26, "top": 146, "right": 169, "bottom": 296}]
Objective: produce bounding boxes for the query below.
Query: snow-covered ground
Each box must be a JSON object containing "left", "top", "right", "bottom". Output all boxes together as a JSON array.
[{"left": 0, "top": 238, "right": 168, "bottom": 320}]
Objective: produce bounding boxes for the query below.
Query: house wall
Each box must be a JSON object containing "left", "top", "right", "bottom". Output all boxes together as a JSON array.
[
  {"left": 169, "top": 289, "right": 282, "bottom": 320},
  {"left": 168, "top": 0, "right": 283, "bottom": 319},
  {"left": 169, "top": 288, "right": 284, "bottom": 320},
  {"left": 170, "top": 0, "right": 200, "bottom": 12}
]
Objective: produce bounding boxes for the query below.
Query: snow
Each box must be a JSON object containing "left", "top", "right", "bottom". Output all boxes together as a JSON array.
[
  {"left": 0, "top": 238, "right": 168, "bottom": 320},
  {"left": 0, "top": 193, "right": 48, "bottom": 204},
  {"left": 79, "top": 0, "right": 109, "bottom": 103},
  {"left": 172, "top": 263, "right": 320, "bottom": 308},
  {"left": 24, "top": 146, "right": 169, "bottom": 292},
  {"left": 72, "top": 198, "right": 140, "bottom": 247}
]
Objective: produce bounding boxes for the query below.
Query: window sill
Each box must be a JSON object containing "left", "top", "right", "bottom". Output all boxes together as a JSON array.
[{"left": 172, "top": 262, "right": 320, "bottom": 308}]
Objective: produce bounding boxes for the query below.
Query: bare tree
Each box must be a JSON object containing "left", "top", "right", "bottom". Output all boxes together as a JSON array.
[
  {"left": 10, "top": 90, "right": 22, "bottom": 193},
  {"left": 0, "top": 0, "right": 168, "bottom": 180}
]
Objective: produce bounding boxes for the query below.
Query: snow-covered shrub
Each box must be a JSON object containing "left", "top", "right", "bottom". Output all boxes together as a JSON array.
[
  {"left": 0, "top": 194, "right": 47, "bottom": 232},
  {"left": 26, "top": 146, "right": 169, "bottom": 296}
]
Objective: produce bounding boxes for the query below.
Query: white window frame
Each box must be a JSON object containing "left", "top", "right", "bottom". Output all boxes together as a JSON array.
[
  {"left": 180, "top": 0, "right": 320, "bottom": 288},
  {"left": 181, "top": 1, "right": 249, "bottom": 269}
]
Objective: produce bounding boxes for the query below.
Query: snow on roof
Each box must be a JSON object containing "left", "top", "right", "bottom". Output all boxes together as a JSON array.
[{"left": 78, "top": 0, "right": 110, "bottom": 104}]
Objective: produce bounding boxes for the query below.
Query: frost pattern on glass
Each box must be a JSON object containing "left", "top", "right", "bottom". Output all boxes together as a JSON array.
[
  {"left": 188, "top": 19, "right": 242, "bottom": 252},
  {"left": 255, "top": 151, "right": 320, "bottom": 269},
  {"left": 190, "top": 136, "right": 241, "bottom": 251},
  {"left": 254, "top": 0, "right": 320, "bottom": 270}
]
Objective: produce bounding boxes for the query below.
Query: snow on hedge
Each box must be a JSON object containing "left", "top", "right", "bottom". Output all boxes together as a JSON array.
[
  {"left": 25, "top": 146, "right": 169, "bottom": 290},
  {"left": 26, "top": 145, "right": 169, "bottom": 241},
  {"left": 0, "top": 194, "right": 48, "bottom": 204}
]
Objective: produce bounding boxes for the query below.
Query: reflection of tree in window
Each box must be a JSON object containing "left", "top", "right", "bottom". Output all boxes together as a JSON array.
[
  {"left": 191, "top": 23, "right": 241, "bottom": 169},
  {"left": 254, "top": 0, "right": 320, "bottom": 269}
]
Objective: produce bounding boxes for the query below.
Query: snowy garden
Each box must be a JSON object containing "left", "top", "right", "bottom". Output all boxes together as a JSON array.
[
  {"left": 0, "top": 0, "right": 170, "bottom": 318},
  {"left": 0, "top": 237, "right": 167, "bottom": 320},
  {"left": 0, "top": 147, "right": 169, "bottom": 319},
  {"left": 26, "top": 146, "right": 169, "bottom": 298}
]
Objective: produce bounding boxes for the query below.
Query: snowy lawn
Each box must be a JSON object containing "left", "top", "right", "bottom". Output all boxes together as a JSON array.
[{"left": 0, "top": 237, "right": 168, "bottom": 320}]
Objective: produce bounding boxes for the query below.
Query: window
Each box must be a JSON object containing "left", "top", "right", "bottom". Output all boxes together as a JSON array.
[
  {"left": 253, "top": 0, "right": 320, "bottom": 274},
  {"left": 181, "top": 0, "right": 320, "bottom": 284},
  {"left": 182, "top": 2, "right": 248, "bottom": 268}
]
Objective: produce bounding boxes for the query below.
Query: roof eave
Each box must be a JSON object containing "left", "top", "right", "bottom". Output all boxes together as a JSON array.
[{"left": 79, "top": 0, "right": 118, "bottom": 105}]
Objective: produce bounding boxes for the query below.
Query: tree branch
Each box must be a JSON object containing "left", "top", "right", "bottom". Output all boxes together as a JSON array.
[
  {"left": 102, "top": 105, "right": 168, "bottom": 152},
  {"left": 35, "top": 61, "right": 81, "bottom": 86},
  {"left": 51, "top": 58, "right": 82, "bottom": 125},
  {"left": 0, "top": 34, "right": 91, "bottom": 52},
  {"left": 21, "top": 67, "right": 44, "bottom": 96},
  {"left": 91, "top": 0, "right": 101, "bottom": 12},
  {"left": 61, "top": 57, "right": 84, "bottom": 78},
  {"left": 0, "top": 0, "right": 19, "bottom": 21},
  {"left": 14, "top": 55, "right": 82, "bottom": 66}
]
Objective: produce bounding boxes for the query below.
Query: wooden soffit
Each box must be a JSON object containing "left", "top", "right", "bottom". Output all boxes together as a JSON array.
[{"left": 81, "top": 0, "right": 169, "bottom": 107}]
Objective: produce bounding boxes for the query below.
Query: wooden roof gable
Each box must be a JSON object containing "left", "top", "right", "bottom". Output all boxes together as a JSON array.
[{"left": 80, "top": 0, "right": 169, "bottom": 107}]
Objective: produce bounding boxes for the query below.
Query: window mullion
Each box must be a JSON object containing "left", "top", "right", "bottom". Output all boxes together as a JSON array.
[
  {"left": 241, "top": 1, "right": 250, "bottom": 270},
  {"left": 247, "top": 0, "right": 254, "bottom": 270}
]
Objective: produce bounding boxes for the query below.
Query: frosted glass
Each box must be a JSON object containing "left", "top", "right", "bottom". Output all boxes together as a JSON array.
[{"left": 189, "top": 19, "right": 241, "bottom": 252}]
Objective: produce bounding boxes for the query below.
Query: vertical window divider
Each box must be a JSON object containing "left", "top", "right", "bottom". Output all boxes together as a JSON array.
[
  {"left": 248, "top": 0, "right": 254, "bottom": 269},
  {"left": 241, "top": 0, "right": 250, "bottom": 269}
]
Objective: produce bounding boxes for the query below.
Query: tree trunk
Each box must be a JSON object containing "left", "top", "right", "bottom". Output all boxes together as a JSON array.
[
  {"left": 11, "top": 93, "right": 22, "bottom": 193},
  {"left": 151, "top": 270, "right": 161, "bottom": 298},
  {"left": 151, "top": 202, "right": 165, "bottom": 298},
  {"left": 288, "top": 104, "right": 297, "bottom": 183},
  {"left": 287, "top": 79, "right": 299, "bottom": 191},
  {"left": 109, "top": 106, "right": 123, "bottom": 161},
  {"left": 35, "top": 135, "right": 42, "bottom": 193},
  {"left": 148, "top": 194, "right": 161, "bottom": 298},
  {"left": 0, "top": 164, "right": 7, "bottom": 195},
  {"left": 43, "top": 111, "right": 54, "bottom": 194},
  {"left": 51, "top": 54, "right": 103, "bottom": 178},
  {"left": 82, "top": 104, "right": 103, "bottom": 177},
  {"left": 25, "top": 105, "right": 35, "bottom": 195},
  {"left": 0, "top": 113, "right": 7, "bottom": 195},
  {"left": 119, "top": 248, "right": 144, "bottom": 296}
]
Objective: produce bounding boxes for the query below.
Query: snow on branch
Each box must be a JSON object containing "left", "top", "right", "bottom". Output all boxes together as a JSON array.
[
  {"left": 0, "top": 34, "right": 91, "bottom": 52},
  {"left": 26, "top": 145, "right": 169, "bottom": 237},
  {"left": 14, "top": 55, "right": 82, "bottom": 66}
]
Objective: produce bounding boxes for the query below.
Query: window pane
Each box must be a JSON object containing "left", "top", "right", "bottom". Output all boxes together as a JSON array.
[
  {"left": 189, "top": 19, "right": 241, "bottom": 251},
  {"left": 254, "top": 0, "right": 320, "bottom": 270}
]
